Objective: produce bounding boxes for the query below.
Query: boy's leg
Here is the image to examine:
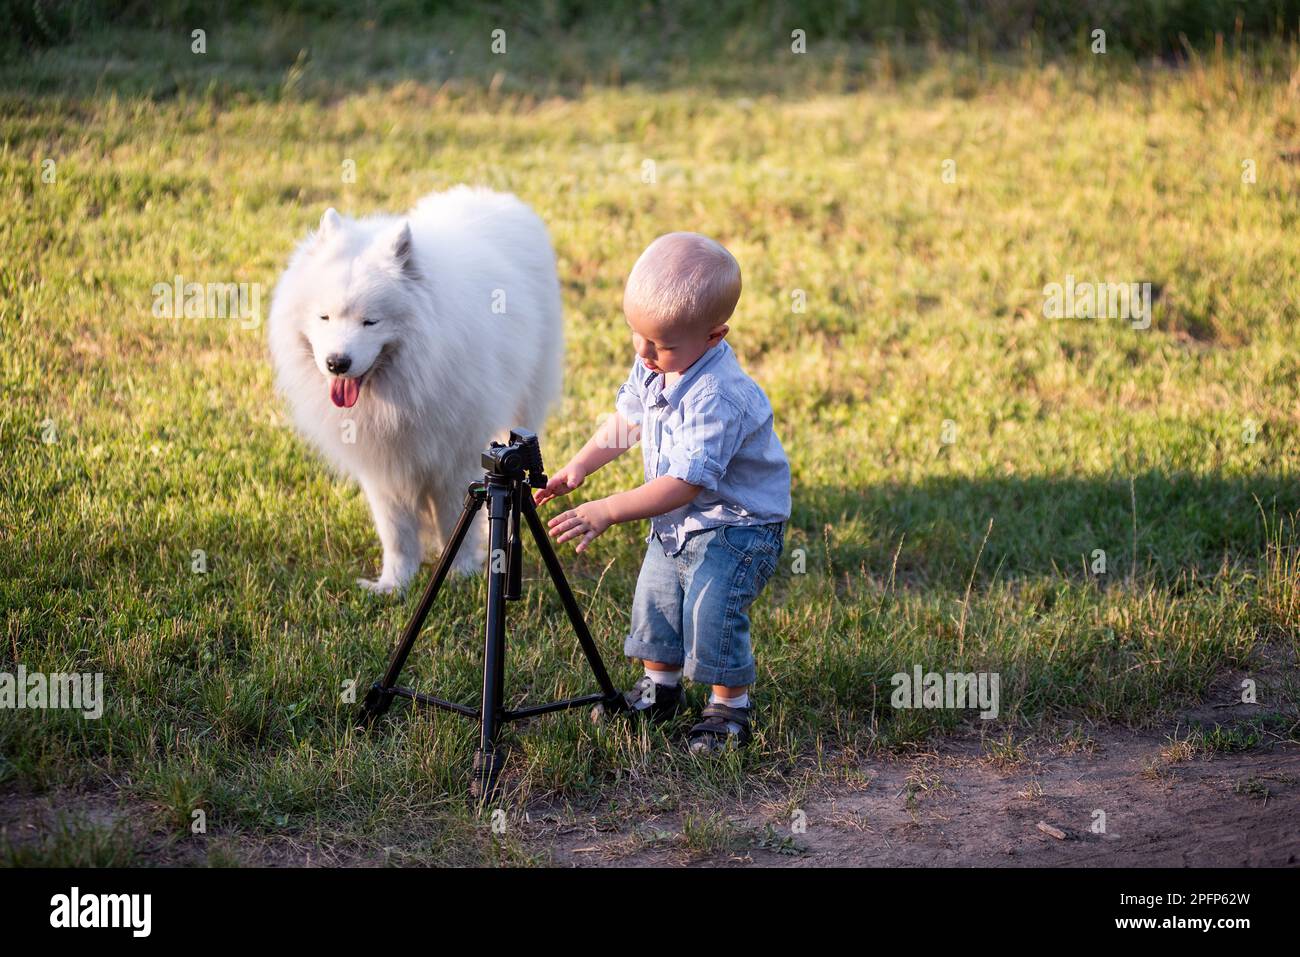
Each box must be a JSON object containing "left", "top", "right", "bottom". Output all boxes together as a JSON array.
[
  {"left": 680, "top": 522, "right": 784, "bottom": 749},
  {"left": 597, "top": 535, "right": 686, "bottom": 720},
  {"left": 680, "top": 523, "right": 782, "bottom": 688},
  {"left": 644, "top": 661, "right": 684, "bottom": 697},
  {"left": 622, "top": 536, "right": 685, "bottom": 671}
]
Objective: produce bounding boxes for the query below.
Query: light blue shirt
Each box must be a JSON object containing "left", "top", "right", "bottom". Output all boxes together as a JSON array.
[{"left": 615, "top": 338, "right": 792, "bottom": 556}]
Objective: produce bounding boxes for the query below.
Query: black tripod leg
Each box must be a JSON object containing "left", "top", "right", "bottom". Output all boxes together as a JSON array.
[
  {"left": 520, "top": 492, "right": 623, "bottom": 707},
  {"left": 505, "top": 481, "right": 523, "bottom": 601},
  {"left": 358, "top": 483, "right": 485, "bottom": 726},
  {"left": 471, "top": 479, "right": 513, "bottom": 800}
]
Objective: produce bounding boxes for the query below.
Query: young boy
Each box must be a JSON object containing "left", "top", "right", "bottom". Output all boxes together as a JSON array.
[{"left": 534, "top": 232, "right": 791, "bottom": 753}]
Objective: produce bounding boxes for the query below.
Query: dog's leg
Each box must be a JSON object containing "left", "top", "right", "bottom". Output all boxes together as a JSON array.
[
  {"left": 430, "top": 469, "right": 488, "bottom": 576},
  {"left": 357, "top": 481, "right": 425, "bottom": 594},
  {"left": 453, "top": 507, "right": 489, "bottom": 576},
  {"left": 416, "top": 493, "right": 444, "bottom": 556}
]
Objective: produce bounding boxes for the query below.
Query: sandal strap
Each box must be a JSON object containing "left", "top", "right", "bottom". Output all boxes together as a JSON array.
[
  {"left": 700, "top": 702, "right": 749, "bottom": 723},
  {"left": 691, "top": 703, "right": 751, "bottom": 734},
  {"left": 624, "top": 675, "right": 652, "bottom": 698}
]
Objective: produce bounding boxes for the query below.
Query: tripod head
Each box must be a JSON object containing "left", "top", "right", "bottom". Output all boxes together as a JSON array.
[{"left": 481, "top": 428, "right": 548, "bottom": 489}]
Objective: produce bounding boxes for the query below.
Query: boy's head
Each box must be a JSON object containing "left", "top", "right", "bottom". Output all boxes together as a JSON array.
[{"left": 623, "top": 232, "right": 741, "bottom": 374}]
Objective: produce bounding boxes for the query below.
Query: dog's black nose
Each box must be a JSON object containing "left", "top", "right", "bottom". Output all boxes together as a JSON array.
[{"left": 326, "top": 354, "right": 351, "bottom": 374}]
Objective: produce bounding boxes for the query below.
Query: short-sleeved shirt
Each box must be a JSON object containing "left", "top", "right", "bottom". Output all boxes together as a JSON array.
[{"left": 615, "top": 338, "right": 791, "bottom": 556}]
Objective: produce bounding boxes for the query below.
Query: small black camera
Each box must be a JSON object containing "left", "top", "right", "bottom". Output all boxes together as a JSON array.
[{"left": 481, "top": 428, "right": 547, "bottom": 487}]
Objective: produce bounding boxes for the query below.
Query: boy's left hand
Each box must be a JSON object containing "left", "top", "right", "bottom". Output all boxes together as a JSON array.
[{"left": 546, "top": 498, "right": 615, "bottom": 553}]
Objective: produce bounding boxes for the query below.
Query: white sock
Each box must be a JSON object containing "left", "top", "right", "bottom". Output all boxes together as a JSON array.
[
  {"left": 645, "top": 666, "right": 682, "bottom": 687},
  {"left": 710, "top": 690, "right": 749, "bottom": 709}
]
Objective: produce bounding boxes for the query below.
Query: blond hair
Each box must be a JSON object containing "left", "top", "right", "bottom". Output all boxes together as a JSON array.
[{"left": 624, "top": 232, "right": 741, "bottom": 334}]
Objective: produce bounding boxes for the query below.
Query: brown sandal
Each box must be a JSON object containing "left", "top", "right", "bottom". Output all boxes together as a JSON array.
[{"left": 687, "top": 702, "right": 753, "bottom": 754}]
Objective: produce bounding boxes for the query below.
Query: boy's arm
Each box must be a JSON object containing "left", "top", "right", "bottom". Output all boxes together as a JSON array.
[
  {"left": 547, "top": 475, "right": 703, "bottom": 551},
  {"left": 600, "top": 475, "right": 702, "bottom": 524},
  {"left": 547, "top": 390, "right": 741, "bottom": 552},
  {"left": 536, "top": 409, "right": 640, "bottom": 506},
  {"left": 567, "top": 409, "right": 640, "bottom": 475},
  {"left": 564, "top": 355, "right": 648, "bottom": 476}
]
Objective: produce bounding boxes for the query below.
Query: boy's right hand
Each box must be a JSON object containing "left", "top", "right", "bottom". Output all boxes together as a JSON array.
[{"left": 534, "top": 462, "right": 587, "bottom": 507}]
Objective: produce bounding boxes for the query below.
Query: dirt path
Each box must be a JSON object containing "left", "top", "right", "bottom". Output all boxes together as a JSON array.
[
  {"left": 539, "top": 738, "right": 1299, "bottom": 867},
  {"left": 4, "top": 727, "right": 1296, "bottom": 867},
  {"left": 746, "top": 732, "right": 1297, "bottom": 867},
  {"left": 540, "top": 710, "right": 1300, "bottom": 867},
  {"left": 524, "top": 652, "right": 1300, "bottom": 866},
  {"left": 5, "top": 707, "right": 1297, "bottom": 868}
]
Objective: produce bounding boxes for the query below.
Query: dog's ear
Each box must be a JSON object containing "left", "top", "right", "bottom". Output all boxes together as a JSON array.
[
  {"left": 319, "top": 207, "right": 343, "bottom": 238},
  {"left": 389, "top": 222, "right": 418, "bottom": 279}
]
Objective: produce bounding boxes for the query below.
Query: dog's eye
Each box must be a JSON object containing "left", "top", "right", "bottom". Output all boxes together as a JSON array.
[
  {"left": 319, "top": 314, "right": 329, "bottom": 322},
  {"left": 362, "top": 318, "right": 377, "bottom": 326}
]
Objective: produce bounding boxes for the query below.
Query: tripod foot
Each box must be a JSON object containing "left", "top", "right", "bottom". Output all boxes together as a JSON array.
[
  {"left": 357, "top": 684, "right": 392, "bottom": 728},
  {"left": 590, "top": 690, "right": 631, "bottom": 723},
  {"left": 469, "top": 746, "right": 506, "bottom": 802}
]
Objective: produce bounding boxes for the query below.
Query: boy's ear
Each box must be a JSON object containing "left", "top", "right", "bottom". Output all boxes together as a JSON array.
[{"left": 709, "top": 323, "right": 730, "bottom": 343}]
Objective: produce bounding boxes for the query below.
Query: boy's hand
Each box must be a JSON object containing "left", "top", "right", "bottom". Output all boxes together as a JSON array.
[
  {"left": 534, "top": 462, "right": 587, "bottom": 507},
  {"left": 546, "top": 498, "right": 614, "bottom": 553}
]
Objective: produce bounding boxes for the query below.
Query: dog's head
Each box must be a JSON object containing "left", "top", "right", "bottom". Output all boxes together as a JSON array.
[{"left": 292, "top": 208, "right": 420, "bottom": 409}]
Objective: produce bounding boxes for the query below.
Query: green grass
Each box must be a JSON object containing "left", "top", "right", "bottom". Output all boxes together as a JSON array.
[
  {"left": 1172, "top": 712, "right": 1299, "bottom": 755},
  {"left": 0, "top": 812, "right": 141, "bottom": 867},
  {"left": 2, "top": 21, "right": 1300, "bottom": 865}
]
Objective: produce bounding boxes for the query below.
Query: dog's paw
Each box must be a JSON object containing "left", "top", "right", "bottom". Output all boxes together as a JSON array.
[
  {"left": 357, "top": 576, "right": 400, "bottom": 595},
  {"left": 447, "top": 553, "right": 486, "bottom": 577}
]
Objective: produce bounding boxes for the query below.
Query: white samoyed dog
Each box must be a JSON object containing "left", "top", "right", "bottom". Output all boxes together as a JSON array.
[{"left": 268, "top": 187, "right": 564, "bottom": 593}]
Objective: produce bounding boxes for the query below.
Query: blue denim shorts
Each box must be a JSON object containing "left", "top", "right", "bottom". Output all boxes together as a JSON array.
[{"left": 623, "top": 521, "right": 785, "bottom": 686}]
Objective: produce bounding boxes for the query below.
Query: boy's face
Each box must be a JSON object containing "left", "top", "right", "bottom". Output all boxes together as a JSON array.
[{"left": 624, "top": 302, "right": 727, "bottom": 375}]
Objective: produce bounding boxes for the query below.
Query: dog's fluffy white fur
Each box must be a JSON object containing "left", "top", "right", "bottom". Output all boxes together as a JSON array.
[{"left": 268, "top": 186, "right": 564, "bottom": 593}]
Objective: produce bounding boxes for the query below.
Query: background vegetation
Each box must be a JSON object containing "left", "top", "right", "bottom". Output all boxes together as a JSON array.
[{"left": 2, "top": 4, "right": 1298, "bottom": 863}]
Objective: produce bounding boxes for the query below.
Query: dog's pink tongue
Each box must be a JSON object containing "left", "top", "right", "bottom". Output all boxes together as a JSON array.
[{"left": 330, "top": 377, "right": 360, "bottom": 408}]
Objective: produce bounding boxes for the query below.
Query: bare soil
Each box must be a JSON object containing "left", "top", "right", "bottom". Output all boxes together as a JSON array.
[
  {"left": 4, "top": 690, "right": 1297, "bottom": 868},
  {"left": 540, "top": 725, "right": 1299, "bottom": 867},
  {"left": 537, "top": 664, "right": 1300, "bottom": 867}
]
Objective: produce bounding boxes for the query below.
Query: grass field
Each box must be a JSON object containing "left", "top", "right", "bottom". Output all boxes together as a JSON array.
[{"left": 2, "top": 20, "right": 1300, "bottom": 865}]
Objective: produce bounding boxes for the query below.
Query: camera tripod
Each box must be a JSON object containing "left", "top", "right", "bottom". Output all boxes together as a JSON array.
[{"left": 357, "top": 429, "right": 627, "bottom": 800}]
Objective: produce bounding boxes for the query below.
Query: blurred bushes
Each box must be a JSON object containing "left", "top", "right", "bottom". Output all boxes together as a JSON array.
[{"left": 4, "top": 0, "right": 1299, "bottom": 54}]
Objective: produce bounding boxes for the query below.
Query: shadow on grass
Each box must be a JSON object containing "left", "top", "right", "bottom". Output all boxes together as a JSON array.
[
  {"left": 792, "top": 470, "right": 1300, "bottom": 589},
  {"left": 17, "top": 468, "right": 1298, "bottom": 609}
]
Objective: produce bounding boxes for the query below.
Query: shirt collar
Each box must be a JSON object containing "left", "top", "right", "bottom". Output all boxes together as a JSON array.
[{"left": 643, "top": 339, "right": 732, "bottom": 406}]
